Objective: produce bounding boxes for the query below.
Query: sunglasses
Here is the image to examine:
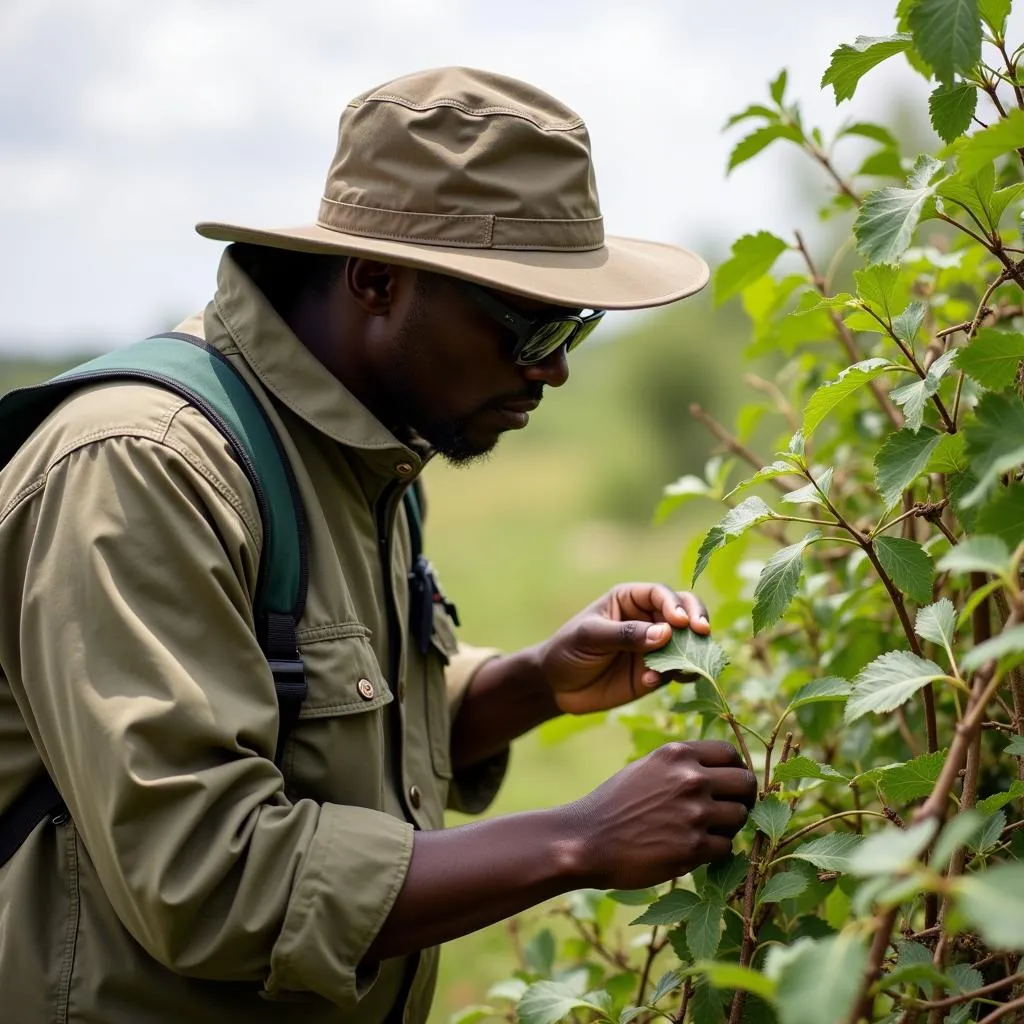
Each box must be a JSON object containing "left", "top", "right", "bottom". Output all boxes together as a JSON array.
[{"left": 453, "top": 278, "right": 605, "bottom": 365}]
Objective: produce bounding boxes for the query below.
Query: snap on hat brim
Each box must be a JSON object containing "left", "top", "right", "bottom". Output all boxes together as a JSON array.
[{"left": 194, "top": 220, "right": 709, "bottom": 311}]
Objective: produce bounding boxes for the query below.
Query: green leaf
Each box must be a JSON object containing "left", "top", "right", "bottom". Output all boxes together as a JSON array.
[
  {"left": 685, "top": 961, "right": 778, "bottom": 1002},
  {"left": 932, "top": 811, "right": 986, "bottom": 870},
  {"left": 937, "top": 163, "right": 995, "bottom": 227},
  {"left": 961, "top": 391, "right": 1024, "bottom": 507},
  {"left": 752, "top": 530, "right": 820, "bottom": 634},
  {"left": 770, "top": 934, "right": 869, "bottom": 1024},
  {"left": 773, "top": 755, "right": 848, "bottom": 785},
  {"left": 937, "top": 534, "right": 1011, "bottom": 575},
  {"left": 451, "top": 1005, "right": 500, "bottom": 1024},
  {"left": 929, "top": 82, "right": 979, "bottom": 143},
  {"left": 849, "top": 819, "right": 938, "bottom": 876},
  {"left": 770, "top": 69, "right": 788, "bottom": 105},
  {"left": 693, "top": 496, "right": 778, "bottom": 582},
  {"left": 916, "top": 598, "right": 957, "bottom": 652},
  {"left": 714, "top": 232, "right": 789, "bottom": 307},
  {"left": 908, "top": 0, "right": 982, "bottom": 84},
  {"left": 608, "top": 887, "right": 661, "bottom": 906},
  {"left": 686, "top": 899, "right": 724, "bottom": 960},
  {"left": 517, "top": 982, "right": 608, "bottom": 1024},
  {"left": 649, "top": 968, "right": 683, "bottom": 1005},
  {"left": 927, "top": 432, "right": 968, "bottom": 474},
  {"left": 874, "top": 427, "right": 944, "bottom": 509},
  {"left": 854, "top": 263, "right": 908, "bottom": 319},
  {"left": 803, "top": 358, "right": 899, "bottom": 438},
  {"left": 727, "top": 123, "right": 803, "bottom": 173},
  {"left": 790, "top": 833, "right": 865, "bottom": 872},
  {"left": 957, "top": 108, "right": 1024, "bottom": 178},
  {"left": 893, "top": 301, "right": 926, "bottom": 343},
  {"left": 845, "top": 650, "right": 946, "bottom": 722},
  {"left": 786, "top": 677, "right": 854, "bottom": 711},
  {"left": 840, "top": 122, "right": 900, "bottom": 147},
  {"left": 961, "top": 623, "right": 1024, "bottom": 672},
  {"left": 688, "top": 979, "right": 726, "bottom": 1024},
  {"left": 1006, "top": 736, "right": 1024, "bottom": 755},
  {"left": 875, "top": 536, "right": 935, "bottom": 604},
  {"left": 958, "top": 329, "right": 1024, "bottom": 390},
  {"left": 854, "top": 155, "right": 945, "bottom": 264},
  {"left": 724, "top": 104, "right": 779, "bottom": 129},
  {"left": 878, "top": 749, "right": 949, "bottom": 802},
  {"left": 630, "top": 889, "right": 700, "bottom": 926},
  {"left": 888, "top": 350, "right": 957, "bottom": 432},
  {"left": 821, "top": 35, "right": 913, "bottom": 103},
  {"left": 751, "top": 796, "right": 793, "bottom": 843},
  {"left": 726, "top": 460, "right": 799, "bottom": 499},
  {"left": 979, "top": 0, "right": 1011, "bottom": 34},
  {"left": 970, "top": 808, "right": 1006, "bottom": 853},
  {"left": 644, "top": 628, "right": 728, "bottom": 683},
  {"left": 780, "top": 467, "right": 834, "bottom": 507},
  {"left": 976, "top": 780, "right": 1024, "bottom": 813},
  {"left": 758, "top": 870, "right": 811, "bottom": 905},
  {"left": 654, "top": 475, "right": 710, "bottom": 524},
  {"left": 706, "top": 853, "right": 749, "bottom": 899},
  {"left": 976, "top": 484, "right": 1024, "bottom": 549},
  {"left": 954, "top": 863, "right": 1024, "bottom": 949},
  {"left": 524, "top": 929, "right": 556, "bottom": 976},
  {"left": 990, "top": 181, "right": 1024, "bottom": 224}
]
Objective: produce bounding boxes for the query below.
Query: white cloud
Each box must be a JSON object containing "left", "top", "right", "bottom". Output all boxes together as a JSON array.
[{"left": 0, "top": 0, "right": 982, "bottom": 350}]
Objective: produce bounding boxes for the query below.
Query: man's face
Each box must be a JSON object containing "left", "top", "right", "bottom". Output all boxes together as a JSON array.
[{"left": 376, "top": 271, "right": 573, "bottom": 464}]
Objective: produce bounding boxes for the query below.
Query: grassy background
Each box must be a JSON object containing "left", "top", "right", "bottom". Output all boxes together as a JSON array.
[{"left": 0, "top": 295, "right": 752, "bottom": 1022}]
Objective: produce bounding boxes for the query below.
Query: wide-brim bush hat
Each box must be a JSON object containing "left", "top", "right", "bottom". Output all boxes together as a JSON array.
[{"left": 196, "top": 66, "right": 709, "bottom": 310}]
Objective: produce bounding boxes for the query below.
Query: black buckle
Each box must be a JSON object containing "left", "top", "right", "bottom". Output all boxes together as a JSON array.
[{"left": 269, "top": 659, "right": 307, "bottom": 701}]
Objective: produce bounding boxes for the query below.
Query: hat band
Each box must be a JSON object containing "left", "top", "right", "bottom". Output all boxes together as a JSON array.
[{"left": 317, "top": 196, "right": 604, "bottom": 251}]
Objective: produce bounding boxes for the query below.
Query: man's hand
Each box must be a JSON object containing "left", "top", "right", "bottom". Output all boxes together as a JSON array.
[
  {"left": 566, "top": 740, "right": 756, "bottom": 890},
  {"left": 538, "top": 582, "right": 710, "bottom": 716}
]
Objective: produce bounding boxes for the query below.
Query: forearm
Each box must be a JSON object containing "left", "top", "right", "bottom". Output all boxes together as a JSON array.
[
  {"left": 364, "top": 805, "right": 583, "bottom": 962},
  {"left": 449, "top": 645, "right": 561, "bottom": 769}
]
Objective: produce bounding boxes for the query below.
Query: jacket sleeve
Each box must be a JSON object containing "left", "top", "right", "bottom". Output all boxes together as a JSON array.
[{"left": 0, "top": 400, "right": 412, "bottom": 1008}]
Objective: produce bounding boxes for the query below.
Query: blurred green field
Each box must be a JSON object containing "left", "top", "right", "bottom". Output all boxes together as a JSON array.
[{"left": 0, "top": 294, "right": 751, "bottom": 1022}]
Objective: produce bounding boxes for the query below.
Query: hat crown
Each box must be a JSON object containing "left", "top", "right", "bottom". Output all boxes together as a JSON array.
[{"left": 317, "top": 67, "right": 604, "bottom": 251}]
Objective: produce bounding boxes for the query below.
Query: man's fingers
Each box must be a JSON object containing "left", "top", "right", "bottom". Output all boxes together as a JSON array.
[
  {"left": 706, "top": 800, "right": 752, "bottom": 838},
  {"left": 682, "top": 740, "right": 748, "bottom": 770},
  {"left": 577, "top": 616, "right": 673, "bottom": 654},
  {"left": 708, "top": 767, "right": 759, "bottom": 808},
  {"left": 677, "top": 591, "right": 711, "bottom": 634}
]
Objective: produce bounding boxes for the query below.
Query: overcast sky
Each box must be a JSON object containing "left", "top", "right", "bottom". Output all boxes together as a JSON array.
[{"left": 0, "top": 0, "right": 951, "bottom": 352}]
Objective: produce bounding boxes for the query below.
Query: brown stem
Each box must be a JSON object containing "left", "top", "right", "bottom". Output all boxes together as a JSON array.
[
  {"left": 688, "top": 403, "right": 794, "bottom": 492},
  {"left": 745, "top": 373, "right": 800, "bottom": 433},
  {"left": 846, "top": 907, "right": 899, "bottom": 1024},
  {"left": 675, "top": 979, "right": 693, "bottom": 1024},
  {"left": 727, "top": 833, "right": 766, "bottom": 1024},
  {"left": 637, "top": 928, "right": 663, "bottom": 1005},
  {"left": 806, "top": 143, "right": 862, "bottom": 204},
  {"left": 997, "top": 40, "right": 1024, "bottom": 109},
  {"left": 977, "top": 995, "right": 1024, "bottom": 1024}
]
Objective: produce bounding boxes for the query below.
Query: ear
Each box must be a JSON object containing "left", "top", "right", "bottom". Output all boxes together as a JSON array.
[{"left": 345, "top": 259, "right": 399, "bottom": 315}]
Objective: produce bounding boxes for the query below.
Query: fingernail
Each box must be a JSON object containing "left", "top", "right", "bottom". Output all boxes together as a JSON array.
[
  {"left": 647, "top": 623, "right": 669, "bottom": 642},
  {"left": 675, "top": 604, "right": 688, "bottom": 617}
]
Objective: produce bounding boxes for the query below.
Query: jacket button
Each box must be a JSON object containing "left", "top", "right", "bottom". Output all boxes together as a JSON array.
[
  {"left": 395, "top": 462, "right": 414, "bottom": 476},
  {"left": 408, "top": 785, "right": 422, "bottom": 809},
  {"left": 357, "top": 678, "right": 375, "bottom": 700}
]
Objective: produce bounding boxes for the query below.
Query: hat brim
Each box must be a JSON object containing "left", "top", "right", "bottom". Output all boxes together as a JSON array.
[{"left": 194, "top": 220, "right": 708, "bottom": 311}]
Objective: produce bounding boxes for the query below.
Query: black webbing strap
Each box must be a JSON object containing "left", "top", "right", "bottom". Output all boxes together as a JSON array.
[
  {"left": 264, "top": 610, "right": 307, "bottom": 766},
  {"left": 0, "top": 771, "right": 64, "bottom": 866}
]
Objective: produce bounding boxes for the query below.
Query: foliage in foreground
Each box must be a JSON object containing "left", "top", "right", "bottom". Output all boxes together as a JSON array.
[{"left": 454, "top": 2, "right": 1024, "bottom": 1023}]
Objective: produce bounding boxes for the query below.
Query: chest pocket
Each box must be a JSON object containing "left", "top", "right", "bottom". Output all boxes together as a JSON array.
[
  {"left": 285, "top": 623, "right": 393, "bottom": 809},
  {"left": 423, "top": 603, "right": 459, "bottom": 781}
]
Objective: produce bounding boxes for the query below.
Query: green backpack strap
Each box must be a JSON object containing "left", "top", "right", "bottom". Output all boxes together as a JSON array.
[{"left": 0, "top": 333, "right": 309, "bottom": 767}]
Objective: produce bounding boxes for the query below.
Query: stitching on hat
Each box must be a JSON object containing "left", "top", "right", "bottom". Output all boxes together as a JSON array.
[
  {"left": 315, "top": 217, "right": 490, "bottom": 247},
  {"left": 365, "top": 93, "right": 585, "bottom": 131},
  {"left": 320, "top": 196, "right": 492, "bottom": 225}
]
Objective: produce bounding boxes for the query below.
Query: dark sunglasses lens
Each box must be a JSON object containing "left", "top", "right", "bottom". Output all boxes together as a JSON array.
[{"left": 517, "top": 319, "right": 577, "bottom": 364}]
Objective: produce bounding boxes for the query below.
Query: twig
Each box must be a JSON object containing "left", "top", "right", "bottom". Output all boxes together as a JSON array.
[
  {"left": 687, "top": 403, "right": 789, "bottom": 487},
  {"left": 977, "top": 995, "right": 1024, "bottom": 1024},
  {"left": 846, "top": 907, "right": 899, "bottom": 1024},
  {"left": 637, "top": 928, "right": 664, "bottom": 1006},
  {"left": 727, "top": 833, "right": 766, "bottom": 1024}
]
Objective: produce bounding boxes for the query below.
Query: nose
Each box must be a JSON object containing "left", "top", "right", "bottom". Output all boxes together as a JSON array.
[{"left": 521, "top": 344, "right": 570, "bottom": 388}]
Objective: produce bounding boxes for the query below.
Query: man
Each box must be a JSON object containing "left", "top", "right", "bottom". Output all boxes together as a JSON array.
[{"left": 0, "top": 67, "right": 755, "bottom": 1023}]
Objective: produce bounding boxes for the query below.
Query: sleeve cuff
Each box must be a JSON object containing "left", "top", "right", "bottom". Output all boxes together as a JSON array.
[{"left": 266, "top": 802, "right": 414, "bottom": 1007}]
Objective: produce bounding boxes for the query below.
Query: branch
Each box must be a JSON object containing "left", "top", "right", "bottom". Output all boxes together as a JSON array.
[
  {"left": 915, "top": 973, "right": 1024, "bottom": 1011},
  {"left": 977, "top": 995, "right": 1024, "bottom": 1024},
  {"left": 846, "top": 906, "right": 899, "bottom": 1024},
  {"left": 727, "top": 833, "right": 766, "bottom": 1024}
]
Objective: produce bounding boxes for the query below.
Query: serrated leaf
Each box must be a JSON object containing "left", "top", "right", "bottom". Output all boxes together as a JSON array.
[
  {"left": 961, "top": 392, "right": 1024, "bottom": 507},
  {"left": 630, "top": 888, "right": 700, "bottom": 926},
  {"left": 893, "top": 301, "right": 926, "bottom": 343},
  {"left": 888, "top": 350, "right": 957, "bottom": 432},
  {"left": 786, "top": 677, "right": 854, "bottom": 711},
  {"left": 875, "top": 536, "right": 935, "bottom": 605},
  {"left": 821, "top": 35, "right": 913, "bottom": 103},
  {"left": 845, "top": 650, "right": 946, "bottom": 722},
  {"left": 688, "top": 978, "right": 726, "bottom": 1024},
  {"left": 979, "top": 0, "right": 1011, "bottom": 33},
  {"left": 770, "top": 69, "right": 788, "bottom": 105},
  {"left": 874, "top": 427, "right": 944, "bottom": 509},
  {"left": 976, "top": 780, "right": 1024, "bottom": 813},
  {"left": 937, "top": 534, "right": 1011, "bottom": 574},
  {"left": 780, "top": 467, "right": 834, "bottom": 507},
  {"left": 693, "top": 496, "right": 778, "bottom": 582},
  {"left": 849, "top": 819, "right": 938, "bottom": 876},
  {"left": 727, "top": 123, "right": 803, "bottom": 173},
  {"left": 752, "top": 531, "right": 819, "bottom": 634},
  {"left": 771, "top": 934, "right": 869, "bottom": 1024},
  {"left": 751, "top": 796, "right": 793, "bottom": 843},
  {"left": 930, "top": 82, "right": 979, "bottom": 143},
  {"left": 1006, "top": 736, "right": 1024, "bottom": 755},
  {"left": 649, "top": 968, "right": 684, "bottom": 1005},
  {"left": 908, "top": 0, "right": 982, "bottom": 84},
  {"left": 758, "top": 869, "right": 810, "bottom": 905},
  {"left": 707, "top": 852, "right": 749, "bottom": 899},
  {"left": 644, "top": 628, "right": 728, "bottom": 683},
  {"left": 803, "top": 359, "right": 899, "bottom": 438},
  {"left": 724, "top": 103, "right": 778, "bottom": 129},
  {"left": 931, "top": 810, "right": 986, "bottom": 869},
  {"left": 927, "top": 431, "right": 968, "bottom": 473},
  {"left": 991, "top": 181, "right": 1024, "bottom": 224},
  {"left": 791, "top": 833, "right": 865, "bottom": 872},
  {"left": 957, "top": 108, "right": 1024, "bottom": 178},
  {"left": 954, "top": 863, "right": 1024, "bottom": 949},
  {"left": 854, "top": 263, "right": 908, "bottom": 319},
  {"left": 958, "top": 329, "right": 1024, "bottom": 390},
  {"left": 961, "top": 623, "right": 1024, "bottom": 672},
  {"left": 854, "top": 155, "right": 945, "bottom": 264},
  {"left": 517, "top": 982, "right": 607, "bottom": 1024},
  {"left": 840, "top": 122, "right": 900, "bottom": 147},
  {"left": 878, "top": 749, "right": 949, "bottom": 802},
  {"left": 726, "top": 460, "right": 799, "bottom": 499},
  {"left": 937, "top": 164, "right": 995, "bottom": 227},
  {"left": 714, "top": 232, "right": 789, "bottom": 306},
  {"left": 686, "top": 899, "right": 724, "bottom": 960},
  {"left": 969, "top": 808, "right": 1006, "bottom": 853},
  {"left": 608, "top": 887, "right": 661, "bottom": 906},
  {"left": 654, "top": 475, "right": 710, "bottom": 524},
  {"left": 916, "top": 598, "right": 957, "bottom": 652},
  {"left": 774, "top": 755, "right": 848, "bottom": 784},
  {"left": 976, "top": 484, "right": 1024, "bottom": 550}
]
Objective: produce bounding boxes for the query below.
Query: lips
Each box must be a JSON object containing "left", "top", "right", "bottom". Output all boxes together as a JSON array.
[{"left": 496, "top": 399, "right": 540, "bottom": 414}]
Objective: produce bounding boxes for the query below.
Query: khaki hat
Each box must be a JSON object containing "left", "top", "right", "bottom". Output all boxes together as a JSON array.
[{"left": 196, "top": 67, "right": 708, "bottom": 310}]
